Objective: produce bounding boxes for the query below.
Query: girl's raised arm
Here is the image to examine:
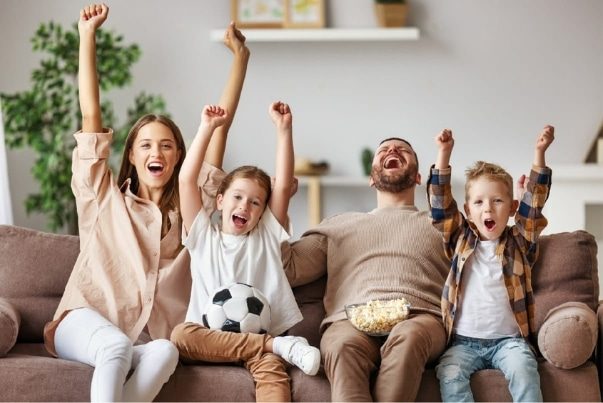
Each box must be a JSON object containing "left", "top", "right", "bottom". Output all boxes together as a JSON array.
[
  {"left": 180, "top": 106, "right": 229, "bottom": 232},
  {"left": 267, "top": 102, "right": 294, "bottom": 228},
  {"left": 78, "top": 3, "right": 108, "bottom": 133}
]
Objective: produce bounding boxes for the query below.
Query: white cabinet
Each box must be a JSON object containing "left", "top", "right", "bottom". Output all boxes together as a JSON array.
[{"left": 543, "top": 164, "right": 603, "bottom": 235}]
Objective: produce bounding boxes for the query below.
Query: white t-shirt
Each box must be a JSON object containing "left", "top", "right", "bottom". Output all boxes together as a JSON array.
[
  {"left": 184, "top": 207, "right": 303, "bottom": 336},
  {"left": 454, "top": 239, "right": 520, "bottom": 339}
]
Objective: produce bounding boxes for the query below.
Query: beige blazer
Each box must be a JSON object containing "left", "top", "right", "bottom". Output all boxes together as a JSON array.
[{"left": 44, "top": 129, "right": 224, "bottom": 356}]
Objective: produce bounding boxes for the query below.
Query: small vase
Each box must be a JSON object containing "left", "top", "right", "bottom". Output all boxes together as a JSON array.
[{"left": 374, "top": 3, "right": 408, "bottom": 28}]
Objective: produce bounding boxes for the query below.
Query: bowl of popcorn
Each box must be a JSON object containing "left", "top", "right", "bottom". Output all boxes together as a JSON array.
[{"left": 345, "top": 298, "right": 411, "bottom": 336}]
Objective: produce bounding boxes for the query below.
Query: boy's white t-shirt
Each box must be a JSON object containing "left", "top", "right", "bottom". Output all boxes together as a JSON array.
[
  {"left": 454, "top": 239, "right": 520, "bottom": 339},
  {"left": 184, "top": 207, "right": 303, "bottom": 336}
]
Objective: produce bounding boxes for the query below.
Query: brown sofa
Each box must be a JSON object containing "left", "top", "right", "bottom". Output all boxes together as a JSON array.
[{"left": 0, "top": 224, "right": 600, "bottom": 401}]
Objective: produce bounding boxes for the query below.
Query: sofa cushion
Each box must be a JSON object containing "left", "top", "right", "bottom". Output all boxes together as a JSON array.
[
  {"left": 538, "top": 301, "right": 597, "bottom": 369},
  {"left": 0, "top": 298, "right": 20, "bottom": 356},
  {"left": 0, "top": 225, "right": 79, "bottom": 342},
  {"left": 532, "top": 231, "right": 599, "bottom": 332},
  {"left": 288, "top": 277, "right": 326, "bottom": 348}
]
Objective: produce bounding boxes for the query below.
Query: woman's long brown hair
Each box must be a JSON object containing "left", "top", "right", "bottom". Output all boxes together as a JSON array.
[{"left": 117, "top": 114, "right": 186, "bottom": 236}]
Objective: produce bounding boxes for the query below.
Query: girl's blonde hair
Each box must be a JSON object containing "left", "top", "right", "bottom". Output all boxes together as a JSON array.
[
  {"left": 117, "top": 114, "right": 186, "bottom": 235},
  {"left": 217, "top": 165, "right": 272, "bottom": 205},
  {"left": 464, "top": 161, "right": 513, "bottom": 201}
]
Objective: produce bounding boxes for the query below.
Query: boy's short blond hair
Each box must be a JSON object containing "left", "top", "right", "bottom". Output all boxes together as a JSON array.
[{"left": 464, "top": 161, "right": 513, "bottom": 201}]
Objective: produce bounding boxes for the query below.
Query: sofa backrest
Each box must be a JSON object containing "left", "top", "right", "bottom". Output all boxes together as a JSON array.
[
  {"left": 288, "top": 230, "right": 601, "bottom": 345},
  {"left": 532, "top": 230, "right": 599, "bottom": 331},
  {"left": 0, "top": 225, "right": 78, "bottom": 342},
  {"left": 0, "top": 225, "right": 598, "bottom": 344}
]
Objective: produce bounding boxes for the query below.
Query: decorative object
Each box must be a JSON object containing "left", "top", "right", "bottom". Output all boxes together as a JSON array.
[
  {"left": 294, "top": 157, "right": 329, "bottom": 176},
  {"left": 0, "top": 21, "right": 168, "bottom": 233},
  {"left": 361, "top": 147, "right": 374, "bottom": 176},
  {"left": 285, "top": 0, "right": 326, "bottom": 28},
  {"left": 374, "top": 0, "right": 408, "bottom": 28},
  {"left": 231, "top": 0, "right": 286, "bottom": 28}
]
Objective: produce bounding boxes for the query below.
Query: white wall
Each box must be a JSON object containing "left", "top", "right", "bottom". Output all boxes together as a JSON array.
[{"left": 1, "top": 0, "right": 602, "bottom": 237}]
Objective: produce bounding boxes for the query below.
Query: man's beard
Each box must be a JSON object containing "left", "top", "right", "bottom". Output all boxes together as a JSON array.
[{"left": 371, "top": 164, "right": 418, "bottom": 193}]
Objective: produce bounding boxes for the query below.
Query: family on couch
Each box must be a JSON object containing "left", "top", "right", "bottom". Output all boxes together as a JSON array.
[{"left": 41, "top": 3, "right": 558, "bottom": 402}]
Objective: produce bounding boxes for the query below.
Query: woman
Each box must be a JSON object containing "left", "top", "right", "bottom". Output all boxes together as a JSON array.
[{"left": 42, "top": 4, "right": 250, "bottom": 401}]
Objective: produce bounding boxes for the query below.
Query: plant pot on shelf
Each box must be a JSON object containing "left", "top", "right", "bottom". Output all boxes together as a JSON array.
[{"left": 374, "top": 2, "right": 408, "bottom": 28}]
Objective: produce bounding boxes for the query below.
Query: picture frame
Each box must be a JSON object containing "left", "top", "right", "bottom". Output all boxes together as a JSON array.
[
  {"left": 231, "top": 0, "right": 286, "bottom": 28},
  {"left": 285, "top": 0, "right": 326, "bottom": 28}
]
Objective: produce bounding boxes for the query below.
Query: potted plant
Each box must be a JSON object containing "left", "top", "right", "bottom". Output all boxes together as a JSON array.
[
  {"left": 361, "top": 148, "right": 374, "bottom": 176},
  {"left": 1, "top": 21, "right": 168, "bottom": 234},
  {"left": 374, "top": 0, "right": 408, "bottom": 28}
]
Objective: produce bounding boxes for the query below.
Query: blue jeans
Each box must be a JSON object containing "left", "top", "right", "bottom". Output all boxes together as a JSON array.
[{"left": 436, "top": 335, "right": 542, "bottom": 402}]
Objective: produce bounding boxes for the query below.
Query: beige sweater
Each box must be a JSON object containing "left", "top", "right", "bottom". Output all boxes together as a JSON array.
[{"left": 282, "top": 206, "right": 450, "bottom": 332}]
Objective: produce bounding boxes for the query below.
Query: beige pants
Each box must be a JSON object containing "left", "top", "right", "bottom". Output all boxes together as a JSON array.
[
  {"left": 170, "top": 322, "right": 290, "bottom": 402},
  {"left": 321, "top": 313, "right": 447, "bottom": 402}
]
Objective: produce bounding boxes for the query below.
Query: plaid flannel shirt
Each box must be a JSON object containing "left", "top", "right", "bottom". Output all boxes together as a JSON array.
[{"left": 427, "top": 165, "right": 552, "bottom": 342}]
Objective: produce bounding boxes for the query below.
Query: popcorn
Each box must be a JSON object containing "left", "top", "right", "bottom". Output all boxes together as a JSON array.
[{"left": 346, "top": 298, "right": 410, "bottom": 335}]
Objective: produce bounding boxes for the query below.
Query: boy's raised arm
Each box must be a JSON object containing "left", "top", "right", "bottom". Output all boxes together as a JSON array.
[
  {"left": 533, "top": 125, "right": 555, "bottom": 168},
  {"left": 435, "top": 128, "right": 454, "bottom": 169},
  {"left": 205, "top": 22, "right": 250, "bottom": 169},
  {"left": 180, "top": 105, "right": 228, "bottom": 232},
  {"left": 268, "top": 101, "right": 294, "bottom": 228},
  {"left": 78, "top": 3, "right": 108, "bottom": 133}
]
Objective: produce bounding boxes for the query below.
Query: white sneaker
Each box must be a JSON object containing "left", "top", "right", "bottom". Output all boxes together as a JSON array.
[{"left": 277, "top": 336, "right": 321, "bottom": 376}]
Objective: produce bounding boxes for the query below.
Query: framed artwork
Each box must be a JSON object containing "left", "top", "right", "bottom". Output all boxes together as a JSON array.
[
  {"left": 231, "top": 0, "right": 286, "bottom": 28},
  {"left": 285, "top": 0, "right": 325, "bottom": 28}
]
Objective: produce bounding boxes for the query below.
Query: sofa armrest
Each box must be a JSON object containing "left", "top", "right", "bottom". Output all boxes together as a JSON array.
[
  {"left": 538, "top": 301, "right": 597, "bottom": 369},
  {"left": 0, "top": 298, "right": 20, "bottom": 357}
]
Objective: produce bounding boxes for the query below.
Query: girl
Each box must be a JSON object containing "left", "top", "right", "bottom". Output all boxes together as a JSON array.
[
  {"left": 171, "top": 103, "right": 320, "bottom": 402},
  {"left": 43, "top": 4, "right": 250, "bottom": 401}
]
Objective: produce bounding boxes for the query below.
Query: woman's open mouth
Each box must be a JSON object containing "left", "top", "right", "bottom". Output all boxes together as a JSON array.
[{"left": 147, "top": 162, "right": 165, "bottom": 176}]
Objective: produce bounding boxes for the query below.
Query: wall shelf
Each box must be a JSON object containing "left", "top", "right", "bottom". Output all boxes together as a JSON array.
[
  {"left": 209, "top": 28, "right": 420, "bottom": 43},
  {"left": 295, "top": 165, "right": 603, "bottom": 233},
  {"left": 299, "top": 175, "right": 369, "bottom": 186},
  {"left": 297, "top": 176, "right": 370, "bottom": 226}
]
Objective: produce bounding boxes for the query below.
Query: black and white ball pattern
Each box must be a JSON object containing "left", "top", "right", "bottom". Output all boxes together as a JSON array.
[{"left": 202, "top": 282, "right": 271, "bottom": 334}]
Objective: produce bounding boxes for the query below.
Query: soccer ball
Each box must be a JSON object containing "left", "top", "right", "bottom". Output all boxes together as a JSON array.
[{"left": 202, "top": 282, "right": 271, "bottom": 334}]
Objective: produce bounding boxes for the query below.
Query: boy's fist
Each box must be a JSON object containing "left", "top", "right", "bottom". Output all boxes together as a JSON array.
[
  {"left": 435, "top": 129, "right": 454, "bottom": 152},
  {"left": 536, "top": 125, "right": 555, "bottom": 151}
]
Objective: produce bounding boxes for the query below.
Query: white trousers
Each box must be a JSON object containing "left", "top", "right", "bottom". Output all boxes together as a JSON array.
[{"left": 54, "top": 308, "right": 179, "bottom": 402}]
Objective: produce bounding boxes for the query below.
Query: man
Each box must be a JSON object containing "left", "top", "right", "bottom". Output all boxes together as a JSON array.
[{"left": 282, "top": 138, "right": 450, "bottom": 401}]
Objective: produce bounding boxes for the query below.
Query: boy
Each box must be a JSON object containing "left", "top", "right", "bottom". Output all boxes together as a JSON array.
[{"left": 427, "top": 126, "right": 554, "bottom": 402}]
